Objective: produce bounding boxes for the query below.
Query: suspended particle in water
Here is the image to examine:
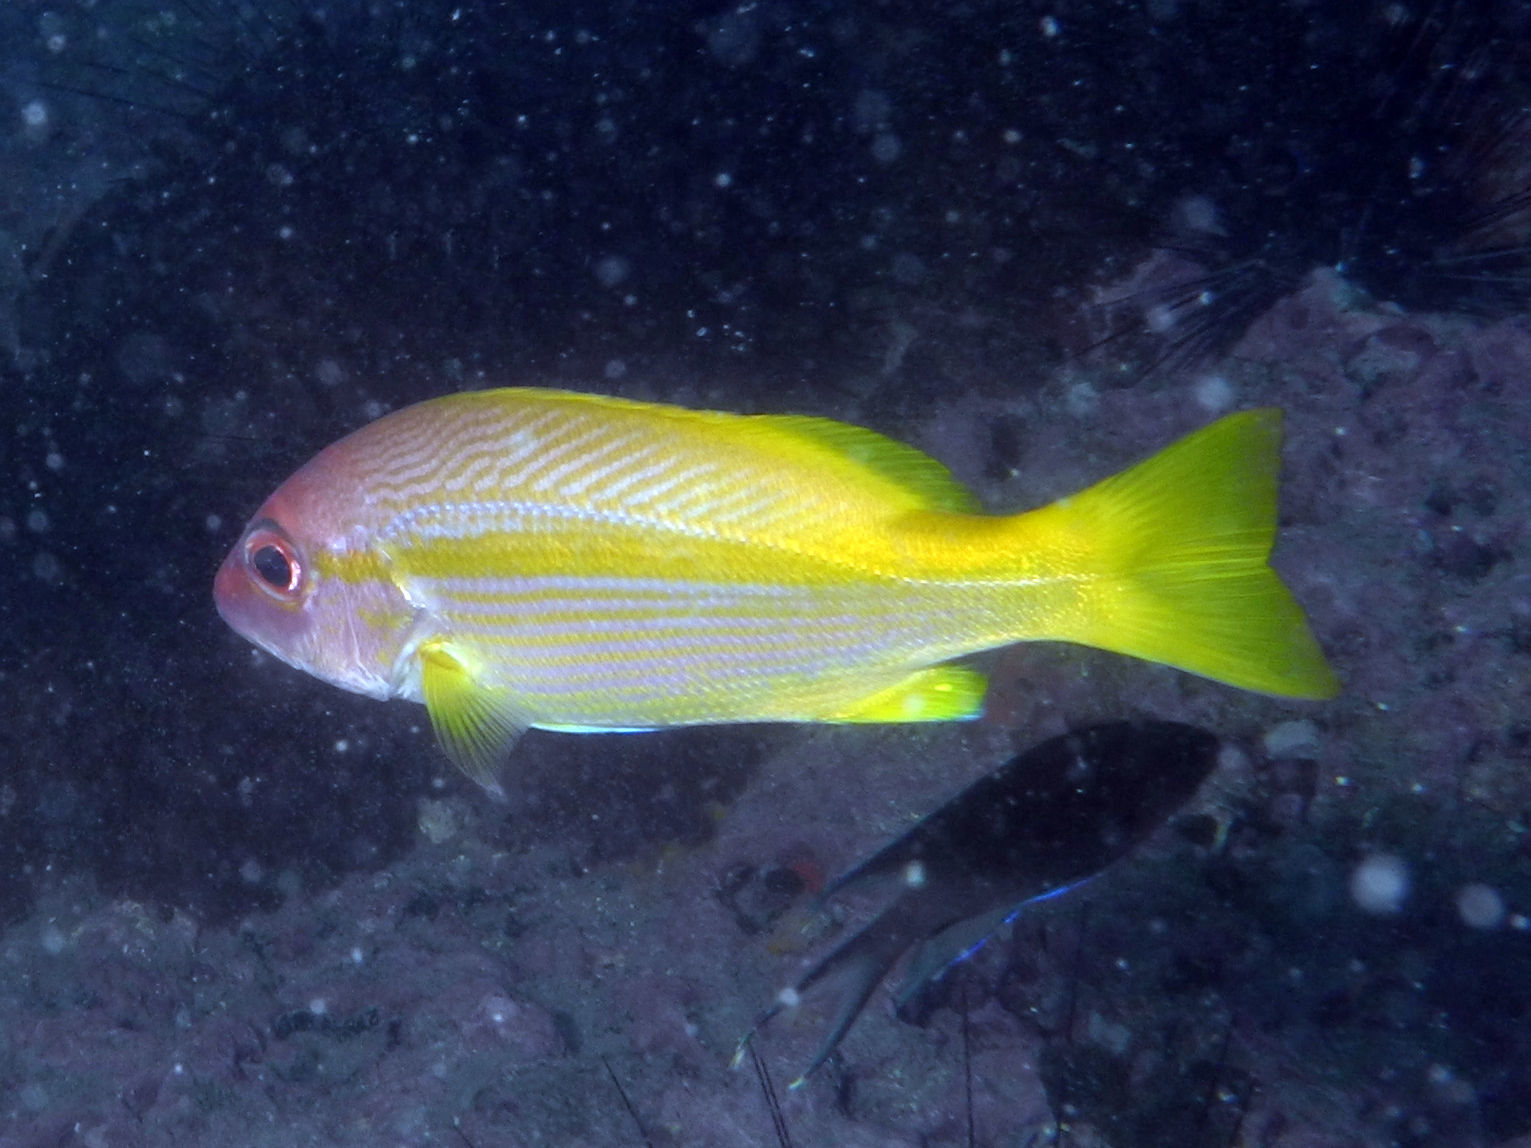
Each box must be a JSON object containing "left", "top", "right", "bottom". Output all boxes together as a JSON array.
[
  {"left": 1350, "top": 853, "right": 1410, "bottom": 915},
  {"left": 1455, "top": 883, "right": 1506, "bottom": 930}
]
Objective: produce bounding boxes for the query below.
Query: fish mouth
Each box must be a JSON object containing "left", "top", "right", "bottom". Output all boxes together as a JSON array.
[{"left": 212, "top": 548, "right": 252, "bottom": 632}]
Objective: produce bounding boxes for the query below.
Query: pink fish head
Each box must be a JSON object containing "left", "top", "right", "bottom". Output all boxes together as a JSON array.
[{"left": 214, "top": 446, "right": 414, "bottom": 702}]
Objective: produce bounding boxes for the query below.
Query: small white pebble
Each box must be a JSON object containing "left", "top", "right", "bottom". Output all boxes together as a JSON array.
[
  {"left": 1216, "top": 742, "right": 1251, "bottom": 777},
  {"left": 1263, "top": 719, "right": 1320, "bottom": 759}
]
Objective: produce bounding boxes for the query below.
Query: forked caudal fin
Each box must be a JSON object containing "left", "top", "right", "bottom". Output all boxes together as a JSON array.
[{"left": 1015, "top": 408, "right": 1339, "bottom": 699}]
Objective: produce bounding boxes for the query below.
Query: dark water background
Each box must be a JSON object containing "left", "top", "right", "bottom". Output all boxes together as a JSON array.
[{"left": 1, "top": 3, "right": 1530, "bottom": 1144}]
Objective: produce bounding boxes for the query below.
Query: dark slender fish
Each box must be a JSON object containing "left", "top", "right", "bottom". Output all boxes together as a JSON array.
[{"left": 735, "top": 720, "right": 1219, "bottom": 1086}]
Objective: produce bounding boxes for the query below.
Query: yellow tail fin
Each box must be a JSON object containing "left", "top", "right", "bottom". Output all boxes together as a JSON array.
[{"left": 1036, "top": 409, "right": 1338, "bottom": 699}]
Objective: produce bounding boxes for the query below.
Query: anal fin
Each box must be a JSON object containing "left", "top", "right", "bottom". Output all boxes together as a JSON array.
[{"left": 826, "top": 665, "right": 987, "bottom": 723}]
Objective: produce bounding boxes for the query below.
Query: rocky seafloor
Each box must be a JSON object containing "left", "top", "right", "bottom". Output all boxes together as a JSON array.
[{"left": 4, "top": 269, "right": 1531, "bottom": 1147}]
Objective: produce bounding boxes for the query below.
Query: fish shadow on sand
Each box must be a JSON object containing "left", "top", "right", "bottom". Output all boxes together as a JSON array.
[{"left": 737, "top": 719, "right": 1220, "bottom": 1086}]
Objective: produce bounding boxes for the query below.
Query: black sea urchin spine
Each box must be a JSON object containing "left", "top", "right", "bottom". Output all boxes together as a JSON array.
[{"left": 1047, "top": 0, "right": 1531, "bottom": 374}]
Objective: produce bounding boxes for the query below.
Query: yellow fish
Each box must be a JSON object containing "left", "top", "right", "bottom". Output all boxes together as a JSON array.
[{"left": 214, "top": 388, "right": 1337, "bottom": 789}]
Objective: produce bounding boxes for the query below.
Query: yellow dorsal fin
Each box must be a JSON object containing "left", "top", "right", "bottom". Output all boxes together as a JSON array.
[
  {"left": 755, "top": 414, "right": 981, "bottom": 513},
  {"left": 825, "top": 664, "right": 988, "bottom": 723},
  {"left": 418, "top": 640, "right": 526, "bottom": 794},
  {"left": 487, "top": 387, "right": 979, "bottom": 513}
]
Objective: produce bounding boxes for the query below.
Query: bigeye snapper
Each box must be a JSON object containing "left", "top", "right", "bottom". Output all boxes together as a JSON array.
[{"left": 214, "top": 388, "right": 1337, "bottom": 789}]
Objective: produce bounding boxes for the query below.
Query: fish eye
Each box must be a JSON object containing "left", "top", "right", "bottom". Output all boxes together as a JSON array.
[
  {"left": 242, "top": 522, "right": 304, "bottom": 598},
  {"left": 252, "top": 544, "right": 294, "bottom": 588}
]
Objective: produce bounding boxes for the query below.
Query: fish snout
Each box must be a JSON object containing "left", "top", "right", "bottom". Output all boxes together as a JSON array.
[{"left": 214, "top": 522, "right": 315, "bottom": 664}]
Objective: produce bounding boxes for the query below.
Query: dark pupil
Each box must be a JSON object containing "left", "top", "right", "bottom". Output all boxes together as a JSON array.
[{"left": 252, "top": 545, "right": 293, "bottom": 589}]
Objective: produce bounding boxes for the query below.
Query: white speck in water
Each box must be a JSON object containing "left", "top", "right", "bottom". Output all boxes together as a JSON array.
[
  {"left": 1144, "top": 303, "right": 1177, "bottom": 334},
  {"left": 1456, "top": 883, "right": 1506, "bottom": 930},
  {"left": 890, "top": 252, "right": 925, "bottom": 285},
  {"left": 1193, "top": 374, "right": 1235, "bottom": 415},
  {"left": 1065, "top": 380, "right": 1099, "bottom": 417},
  {"left": 315, "top": 358, "right": 346, "bottom": 387},
  {"left": 593, "top": 254, "right": 629, "bottom": 288},
  {"left": 1172, "top": 194, "right": 1226, "bottom": 237},
  {"left": 1350, "top": 853, "right": 1410, "bottom": 916}
]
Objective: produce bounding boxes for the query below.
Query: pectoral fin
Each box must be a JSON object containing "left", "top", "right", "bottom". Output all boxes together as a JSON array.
[{"left": 418, "top": 640, "right": 527, "bottom": 794}]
